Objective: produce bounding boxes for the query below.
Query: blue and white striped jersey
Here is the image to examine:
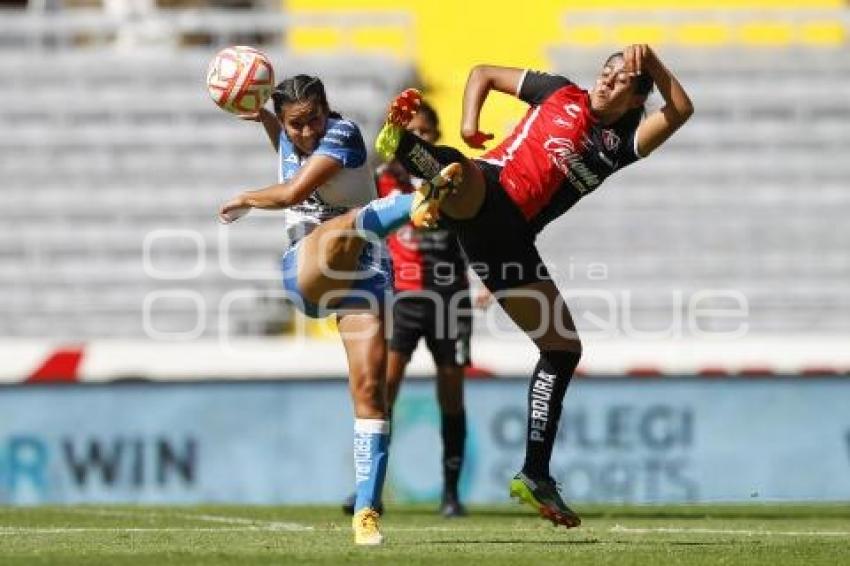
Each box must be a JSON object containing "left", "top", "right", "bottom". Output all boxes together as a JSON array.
[{"left": 279, "top": 117, "right": 377, "bottom": 241}]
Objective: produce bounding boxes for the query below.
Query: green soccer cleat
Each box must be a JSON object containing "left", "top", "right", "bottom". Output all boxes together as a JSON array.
[
  {"left": 375, "top": 88, "right": 422, "bottom": 162},
  {"left": 509, "top": 472, "right": 581, "bottom": 528}
]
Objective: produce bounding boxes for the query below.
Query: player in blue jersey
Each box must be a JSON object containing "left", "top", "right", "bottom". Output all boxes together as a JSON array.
[
  {"left": 217, "top": 74, "right": 461, "bottom": 545},
  {"left": 341, "top": 101, "right": 478, "bottom": 518}
]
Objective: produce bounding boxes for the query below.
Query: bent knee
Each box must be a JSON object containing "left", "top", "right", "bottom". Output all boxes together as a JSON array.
[
  {"left": 536, "top": 333, "right": 582, "bottom": 355},
  {"left": 539, "top": 348, "right": 582, "bottom": 378}
]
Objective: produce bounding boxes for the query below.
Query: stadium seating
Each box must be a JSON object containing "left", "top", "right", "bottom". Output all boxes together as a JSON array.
[
  {"left": 542, "top": 45, "right": 850, "bottom": 333},
  {"left": 2, "top": 6, "right": 849, "bottom": 339},
  {"left": 0, "top": 10, "right": 417, "bottom": 338}
]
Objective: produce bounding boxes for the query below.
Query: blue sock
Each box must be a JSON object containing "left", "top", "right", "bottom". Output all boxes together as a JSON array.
[
  {"left": 353, "top": 418, "right": 390, "bottom": 512},
  {"left": 355, "top": 193, "right": 414, "bottom": 239}
]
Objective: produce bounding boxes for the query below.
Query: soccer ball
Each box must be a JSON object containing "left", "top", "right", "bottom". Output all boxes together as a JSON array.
[{"left": 206, "top": 46, "right": 275, "bottom": 116}]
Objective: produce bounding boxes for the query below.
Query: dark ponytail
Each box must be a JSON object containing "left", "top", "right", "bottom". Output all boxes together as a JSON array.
[
  {"left": 271, "top": 74, "right": 342, "bottom": 119},
  {"left": 605, "top": 51, "right": 654, "bottom": 132}
]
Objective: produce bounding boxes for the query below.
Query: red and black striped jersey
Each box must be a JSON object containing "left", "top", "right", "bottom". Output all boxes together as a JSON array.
[{"left": 480, "top": 70, "right": 643, "bottom": 233}]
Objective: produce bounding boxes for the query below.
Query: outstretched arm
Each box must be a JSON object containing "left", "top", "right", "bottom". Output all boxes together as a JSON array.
[
  {"left": 460, "top": 65, "right": 525, "bottom": 149},
  {"left": 219, "top": 155, "right": 342, "bottom": 222},
  {"left": 625, "top": 44, "right": 694, "bottom": 157}
]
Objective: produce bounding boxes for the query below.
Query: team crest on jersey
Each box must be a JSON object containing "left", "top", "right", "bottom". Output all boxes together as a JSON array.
[{"left": 602, "top": 129, "right": 621, "bottom": 152}]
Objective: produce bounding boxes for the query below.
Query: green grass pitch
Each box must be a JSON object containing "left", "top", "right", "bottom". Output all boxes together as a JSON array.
[{"left": 1, "top": 504, "right": 848, "bottom": 565}]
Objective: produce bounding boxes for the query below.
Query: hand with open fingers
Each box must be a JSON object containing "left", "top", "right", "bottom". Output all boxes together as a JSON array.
[
  {"left": 238, "top": 107, "right": 275, "bottom": 123},
  {"left": 462, "top": 129, "right": 494, "bottom": 150},
  {"left": 623, "top": 44, "right": 652, "bottom": 77}
]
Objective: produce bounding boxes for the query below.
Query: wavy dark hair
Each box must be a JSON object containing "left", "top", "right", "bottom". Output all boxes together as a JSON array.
[
  {"left": 271, "top": 74, "right": 342, "bottom": 119},
  {"left": 604, "top": 51, "right": 654, "bottom": 132}
]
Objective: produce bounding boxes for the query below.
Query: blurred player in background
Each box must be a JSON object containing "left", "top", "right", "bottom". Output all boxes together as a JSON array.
[
  {"left": 367, "top": 44, "right": 694, "bottom": 528},
  {"left": 218, "top": 74, "right": 460, "bottom": 545},
  {"left": 343, "top": 101, "right": 483, "bottom": 518}
]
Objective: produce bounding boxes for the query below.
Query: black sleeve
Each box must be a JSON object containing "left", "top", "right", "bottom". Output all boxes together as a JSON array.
[
  {"left": 614, "top": 125, "right": 643, "bottom": 169},
  {"left": 518, "top": 70, "right": 573, "bottom": 105}
]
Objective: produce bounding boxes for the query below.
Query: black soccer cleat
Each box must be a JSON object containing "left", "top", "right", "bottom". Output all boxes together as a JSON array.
[
  {"left": 509, "top": 472, "right": 581, "bottom": 528},
  {"left": 439, "top": 492, "right": 467, "bottom": 518}
]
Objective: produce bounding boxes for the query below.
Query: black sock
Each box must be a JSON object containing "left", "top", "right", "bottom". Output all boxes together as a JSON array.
[
  {"left": 395, "top": 130, "right": 466, "bottom": 181},
  {"left": 522, "top": 350, "right": 581, "bottom": 480},
  {"left": 441, "top": 410, "right": 466, "bottom": 498}
]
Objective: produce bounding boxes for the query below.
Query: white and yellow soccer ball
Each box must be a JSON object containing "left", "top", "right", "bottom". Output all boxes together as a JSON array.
[{"left": 206, "top": 46, "right": 275, "bottom": 116}]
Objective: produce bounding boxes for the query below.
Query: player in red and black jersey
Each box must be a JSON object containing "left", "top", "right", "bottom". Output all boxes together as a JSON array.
[{"left": 373, "top": 44, "right": 694, "bottom": 527}]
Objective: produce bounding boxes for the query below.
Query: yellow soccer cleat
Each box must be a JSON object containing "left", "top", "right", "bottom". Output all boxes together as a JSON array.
[
  {"left": 375, "top": 88, "right": 423, "bottom": 162},
  {"left": 352, "top": 507, "right": 383, "bottom": 546},
  {"left": 410, "top": 162, "right": 463, "bottom": 229}
]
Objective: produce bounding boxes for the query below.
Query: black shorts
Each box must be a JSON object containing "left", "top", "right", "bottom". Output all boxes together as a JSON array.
[
  {"left": 444, "top": 160, "right": 551, "bottom": 292},
  {"left": 389, "top": 293, "right": 472, "bottom": 367}
]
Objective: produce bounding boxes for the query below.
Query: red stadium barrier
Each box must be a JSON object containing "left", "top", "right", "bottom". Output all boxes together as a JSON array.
[
  {"left": 1, "top": 339, "right": 848, "bottom": 383},
  {"left": 27, "top": 346, "right": 84, "bottom": 383}
]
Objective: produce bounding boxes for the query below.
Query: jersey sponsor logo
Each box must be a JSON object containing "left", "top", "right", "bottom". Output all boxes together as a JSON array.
[
  {"left": 353, "top": 433, "right": 373, "bottom": 483},
  {"left": 281, "top": 154, "right": 300, "bottom": 181},
  {"left": 407, "top": 143, "right": 442, "bottom": 179},
  {"left": 529, "top": 370, "right": 557, "bottom": 442},
  {"left": 308, "top": 192, "right": 329, "bottom": 206},
  {"left": 563, "top": 103, "right": 581, "bottom": 119},
  {"left": 290, "top": 190, "right": 347, "bottom": 220},
  {"left": 543, "top": 136, "right": 601, "bottom": 193},
  {"left": 553, "top": 116, "right": 575, "bottom": 130},
  {"left": 326, "top": 127, "right": 353, "bottom": 138},
  {"left": 602, "top": 129, "right": 621, "bottom": 152}
]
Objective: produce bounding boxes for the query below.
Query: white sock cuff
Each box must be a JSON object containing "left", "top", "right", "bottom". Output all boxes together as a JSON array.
[
  {"left": 353, "top": 207, "right": 369, "bottom": 240},
  {"left": 355, "top": 418, "right": 390, "bottom": 435}
]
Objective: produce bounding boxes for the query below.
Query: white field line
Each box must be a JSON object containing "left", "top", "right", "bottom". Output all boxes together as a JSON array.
[
  {"left": 0, "top": 527, "right": 286, "bottom": 535},
  {"left": 171, "top": 513, "right": 313, "bottom": 531},
  {"left": 4, "top": 514, "right": 849, "bottom": 538},
  {"left": 383, "top": 526, "right": 850, "bottom": 536},
  {"left": 4, "top": 525, "right": 850, "bottom": 537},
  {"left": 24, "top": 507, "right": 312, "bottom": 532},
  {"left": 5, "top": 525, "right": 849, "bottom": 537},
  {"left": 610, "top": 525, "right": 850, "bottom": 537},
  {"left": 0, "top": 526, "right": 548, "bottom": 536}
]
